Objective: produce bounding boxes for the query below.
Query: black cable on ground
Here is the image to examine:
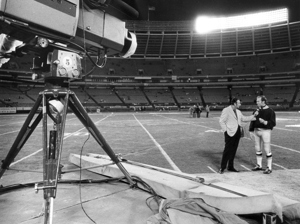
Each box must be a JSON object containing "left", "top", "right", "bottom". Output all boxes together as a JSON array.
[
  {"left": 78, "top": 133, "right": 97, "bottom": 224},
  {"left": 0, "top": 178, "right": 127, "bottom": 195}
]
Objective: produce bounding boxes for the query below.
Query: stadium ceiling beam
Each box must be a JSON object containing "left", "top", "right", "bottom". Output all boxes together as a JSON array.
[
  {"left": 1, "top": 70, "right": 299, "bottom": 81},
  {"left": 71, "top": 78, "right": 300, "bottom": 87},
  {"left": 0, "top": 77, "right": 42, "bottom": 85},
  {"left": 87, "top": 71, "right": 300, "bottom": 80}
]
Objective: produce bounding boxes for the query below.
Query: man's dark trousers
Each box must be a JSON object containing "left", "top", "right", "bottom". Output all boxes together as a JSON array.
[{"left": 220, "top": 127, "right": 241, "bottom": 170}]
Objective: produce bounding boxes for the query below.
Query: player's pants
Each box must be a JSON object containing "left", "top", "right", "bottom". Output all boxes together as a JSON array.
[{"left": 253, "top": 128, "right": 271, "bottom": 154}]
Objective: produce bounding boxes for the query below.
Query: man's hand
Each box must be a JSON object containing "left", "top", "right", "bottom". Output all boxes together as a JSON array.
[{"left": 259, "top": 118, "right": 267, "bottom": 125}]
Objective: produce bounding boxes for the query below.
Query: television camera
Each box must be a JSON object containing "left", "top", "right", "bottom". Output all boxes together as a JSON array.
[
  {"left": 0, "top": 0, "right": 138, "bottom": 79},
  {"left": 0, "top": 1, "right": 138, "bottom": 223}
]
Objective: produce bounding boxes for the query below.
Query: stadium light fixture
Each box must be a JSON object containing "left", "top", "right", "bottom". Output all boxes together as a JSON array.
[{"left": 195, "top": 8, "right": 288, "bottom": 34}]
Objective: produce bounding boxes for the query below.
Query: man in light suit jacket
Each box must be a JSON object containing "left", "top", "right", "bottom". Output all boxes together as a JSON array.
[{"left": 219, "top": 98, "right": 257, "bottom": 174}]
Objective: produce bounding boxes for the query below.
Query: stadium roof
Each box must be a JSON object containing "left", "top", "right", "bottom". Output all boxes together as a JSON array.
[{"left": 110, "top": 0, "right": 300, "bottom": 23}]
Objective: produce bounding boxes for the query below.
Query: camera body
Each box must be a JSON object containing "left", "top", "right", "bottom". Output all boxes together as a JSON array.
[
  {"left": 0, "top": 0, "right": 137, "bottom": 78},
  {"left": 0, "top": 0, "right": 80, "bottom": 37}
]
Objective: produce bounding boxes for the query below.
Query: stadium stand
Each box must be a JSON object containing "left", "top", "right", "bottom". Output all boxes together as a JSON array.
[
  {"left": 172, "top": 87, "right": 201, "bottom": 104},
  {"left": 1, "top": 18, "right": 300, "bottom": 111},
  {"left": 75, "top": 87, "right": 122, "bottom": 106},
  {"left": 114, "top": 87, "right": 148, "bottom": 105},
  {"left": 263, "top": 85, "right": 296, "bottom": 104}
]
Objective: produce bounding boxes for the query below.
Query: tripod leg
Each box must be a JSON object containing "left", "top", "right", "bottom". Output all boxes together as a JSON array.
[
  {"left": 43, "top": 198, "right": 50, "bottom": 224},
  {"left": 0, "top": 95, "right": 43, "bottom": 179},
  {"left": 69, "top": 93, "right": 134, "bottom": 186},
  {"left": 42, "top": 92, "right": 69, "bottom": 224}
]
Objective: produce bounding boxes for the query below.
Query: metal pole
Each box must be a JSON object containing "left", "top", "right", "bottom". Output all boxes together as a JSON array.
[{"left": 49, "top": 198, "right": 54, "bottom": 224}]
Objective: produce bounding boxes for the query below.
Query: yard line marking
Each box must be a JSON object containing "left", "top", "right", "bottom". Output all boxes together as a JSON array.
[
  {"left": 0, "top": 121, "right": 25, "bottom": 127},
  {"left": 270, "top": 143, "right": 300, "bottom": 154},
  {"left": 0, "top": 116, "right": 78, "bottom": 127},
  {"left": 66, "top": 118, "right": 77, "bottom": 121},
  {"left": 150, "top": 112, "right": 183, "bottom": 115},
  {"left": 158, "top": 114, "right": 300, "bottom": 155},
  {"left": 207, "top": 166, "right": 217, "bottom": 173},
  {"left": 274, "top": 127, "right": 297, "bottom": 132},
  {"left": 273, "top": 163, "right": 288, "bottom": 170},
  {"left": 0, "top": 130, "right": 20, "bottom": 136},
  {"left": 10, "top": 114, "right": 113, "bottom": 166},
  {"left": 155, "top": 114, "right": 220, "bottom": 131},
  {"left": 133, "top": 114, "right": 181, "bottom": 172},
  {"left": 10, "top": 149, "right": 43, "bottom": 166},
  {"left": 240, "top": 164, "right": 251, "bottom": 171},
  {"left": 243, "top": 136, "right": 300, "bottom": 153},
  {"left": 285, "top": 125, "right": 300, "bottom": 127},
  {"left": 246, "top": 137, "right": 300, "bottom": 154},
  {"left": 0, "top": 118, "right": 84, "bottom": 136}
]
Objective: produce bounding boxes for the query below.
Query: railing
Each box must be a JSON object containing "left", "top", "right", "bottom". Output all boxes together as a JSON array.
[{"left": 126, "top": 21, "right": 300, "bottom": 58}]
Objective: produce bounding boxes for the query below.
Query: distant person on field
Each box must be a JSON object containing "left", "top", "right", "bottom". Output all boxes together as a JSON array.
[
  {"left": 195, "top": 105, "right": 201, "bottom": 118},
  {"left": 199, "top": 105, "right": 202, "bottom": 117},
  {"left": 219, "top": 98, "right": 257, "bottom": 174},
  {"left": 193, "top": 105, "right": 197, "bottom": 118},
  {"left": 188, "top": 105, "right": 194, "bottom": 118},
  {"left": 205, "top": 105, "right": 210, "bottom": 118},
  {"left": 249, "top": 95, "right": 276, "bottom": 174}
]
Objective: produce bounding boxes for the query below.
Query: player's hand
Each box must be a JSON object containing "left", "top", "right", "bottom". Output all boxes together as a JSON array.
[{"left": 259, "top": 118, "right": 267, "bottom": 125}]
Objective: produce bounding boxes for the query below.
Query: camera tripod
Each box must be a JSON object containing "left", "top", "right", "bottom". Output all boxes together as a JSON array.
[{"left": 0, "top": 78, "right": 134, "bottom": 224}]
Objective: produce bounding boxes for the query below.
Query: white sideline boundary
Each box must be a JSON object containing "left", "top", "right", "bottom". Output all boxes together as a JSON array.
[
  {"left": 10, "top": 114, "right": 113, "bottom": 166},
  {"left": 133, "top": 114, "right": 181, "bottom": 172}
]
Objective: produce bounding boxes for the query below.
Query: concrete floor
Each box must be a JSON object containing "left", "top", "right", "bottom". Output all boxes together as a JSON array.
[
  {"left": 0, "top": 165, "right": 154, "bottom": 224},
  {"left": 1, "top": 164, "right": 300, "bottom": 224}
]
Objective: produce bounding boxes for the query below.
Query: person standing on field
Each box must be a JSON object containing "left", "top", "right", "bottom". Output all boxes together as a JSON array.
[
  {"left": 250, "top": 95, "right": 276, "bottom": 174},
  {"left": 219, "top": 98, "right": 257, "bottom": 174}
]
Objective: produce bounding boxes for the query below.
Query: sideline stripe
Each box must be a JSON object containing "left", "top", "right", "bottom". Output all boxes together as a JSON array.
[
  {"left": 0, "top": 118, "right": 79, "bottom": 136},
  {"left": 242, "top": 136, "right": 300, "bottom": 154},
  {"left": 0, "top": 130, "right": 20, "bottom": 136},
  {"left": 273, "top": 163, "right": 288, "bottom": 170},
  {"left": 0, "top": 121, "right": 24, "bottom": 127},
  {"left": 274, "top": 127, "right": 297, "bottom": 132},
  {"left": 133, "top": 114, "right": 181, "bottom": 172},
  {"left": 10, "top": 114, "right": 113, "bottom": 166},
  {"left": 207, "top": 166, "right": 217, "bottom": 173},
  {"left": 270, "top": 143, "right": 300, "bottom": 154},
  {"left": 240, "top": 164, "right": 251, "bottom": 171},
  {"left": 156, "top": 114, "right": 220, "bottom": 131},
  {"left": 158, "top": 114, "right": 300, "bottom": 154}
]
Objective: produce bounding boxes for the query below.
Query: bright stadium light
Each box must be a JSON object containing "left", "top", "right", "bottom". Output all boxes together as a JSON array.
[{"left": 195, "top": 8, "right": 288, "bottom": 34}]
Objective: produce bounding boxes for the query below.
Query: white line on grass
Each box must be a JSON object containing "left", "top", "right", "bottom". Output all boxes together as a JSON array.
[
  {"left": 10, "top": 114, "right": 113, "bottom": 166},
  {"left": 207, "top": 166, "right": 217, "bottom": 173},
  {"left": 155, "top": 114, "right": 220, "bottom": 131},
  {"left": 158, "top": 114, "right": 300, "bottom": 155},
  {"left": 270, "top": 143, "right": 300, "bottom": 154},
  {"left": 273, "top": 163, "right": 288, "bottom": 170},
  {"left": 240, "top": 164, "right": 251, "bottom": 171},
  {"left": 0, "top": 118, "right": 79, "bottom": 136},
  {"left": 0, "top": 121, "right": 25, "bottom": 127},
  {"left": 0, "top": 130, "right": 20, "bottom": 136},
  {"left": 274, "top": 127, "right": 297, "bottom": 132},
  {"left": 243, "top": 136, "right": 300, "bottom": 153},
  {"left": 133, "top": 114, "right": 181, "bottom": 172}
]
